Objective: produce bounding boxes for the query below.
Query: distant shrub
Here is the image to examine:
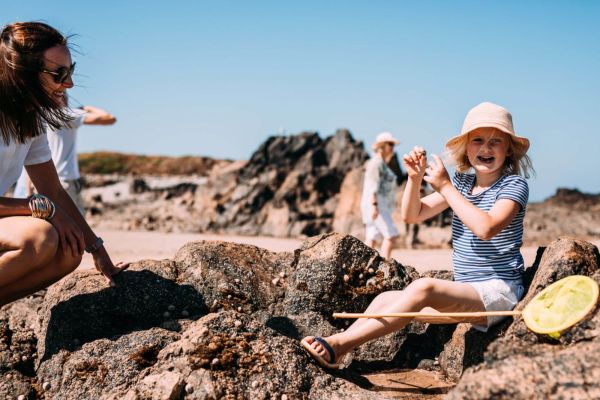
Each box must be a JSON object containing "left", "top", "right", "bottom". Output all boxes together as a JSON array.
[{"left": 78, "top": 152, "right": 227, "bottom": 175}]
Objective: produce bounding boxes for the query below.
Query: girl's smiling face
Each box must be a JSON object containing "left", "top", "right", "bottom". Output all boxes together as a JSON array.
[{"left": 466, "top": 128, "right": 510, "bottom": 177}]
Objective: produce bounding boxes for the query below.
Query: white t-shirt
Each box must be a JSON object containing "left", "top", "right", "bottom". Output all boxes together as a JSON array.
[
  {"left": 0, "top": 133, "right": 52, "bottom": 195},
  {"left": 48, "top": 108, "right": 86, "bottom": 181},
  {"left": 360, "top": 156, "right": 397, "bottom": 222},
  {"left": 13, "top": 108, "right": 86, "bottom": 197}
]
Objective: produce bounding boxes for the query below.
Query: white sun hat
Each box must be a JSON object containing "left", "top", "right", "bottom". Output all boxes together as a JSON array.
[
  {"left": 446, "top": 102, "right": 530, "bottom": 151},
  {"left": 372, "top": 131, "right": 400, "bottom": 150}
]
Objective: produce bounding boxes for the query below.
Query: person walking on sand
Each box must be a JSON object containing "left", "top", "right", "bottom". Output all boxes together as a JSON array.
[
  {"left": 13, "top": 99, "right": 117, "bottom": 215},
  {"left": 360, "top": 131, "right": 401, "bottom": 259},
  {"left": 0, "top": 21, "right": 127, "bottom": 308},
  {"left": 302, "top": 102, "right": 533, "bottom": 369}
]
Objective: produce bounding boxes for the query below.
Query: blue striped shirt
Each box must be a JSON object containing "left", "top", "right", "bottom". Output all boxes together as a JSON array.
[{"left": 451, "top": 173, "right": 529, "bottom": 282}]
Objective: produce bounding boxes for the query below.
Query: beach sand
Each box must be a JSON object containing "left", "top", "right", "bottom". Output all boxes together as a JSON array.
[{"left": 80, "top": 229, "right": 591, "bottom": 274}]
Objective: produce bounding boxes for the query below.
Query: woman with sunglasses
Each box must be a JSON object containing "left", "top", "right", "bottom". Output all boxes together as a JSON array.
[{"left": 0, "top": 21, "right": 127, "bottom": 307}]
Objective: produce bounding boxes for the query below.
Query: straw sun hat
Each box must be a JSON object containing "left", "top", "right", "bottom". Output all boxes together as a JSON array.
[
  {"left": 372, "top": 131, "right": 400, "bottom": 150},
  {"left": 445, "top": 102, "right": 530, "bottom": 152}
]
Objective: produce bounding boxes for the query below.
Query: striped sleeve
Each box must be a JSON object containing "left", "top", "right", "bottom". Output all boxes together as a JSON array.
[
  {"left": 451, "top": 172, "right": 467, "bottom": 192},
  {"left": 497, "top": 175, "right": 529, "bottom": 210}
]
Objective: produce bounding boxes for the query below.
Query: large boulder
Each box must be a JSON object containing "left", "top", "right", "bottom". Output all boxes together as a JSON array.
[{"left": 173, "top": 241, "right": 293, "bottom": 313}]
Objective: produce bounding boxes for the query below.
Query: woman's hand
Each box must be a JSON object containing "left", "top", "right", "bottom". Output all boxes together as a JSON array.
[
  {"left": 403, "top": 146, "right": 428, "bottom": 180},
  {"left": 371, "top": 204, "right": 379, "bottom": 221},
  {"left": 48, "top": 206, "right": 85, "bottom": 257},
  {"left": 93, "top": 246, "right": 129, "bottom": 286},
  {"left": 423, "top": 154, "right": 452, "bottom": 194}
]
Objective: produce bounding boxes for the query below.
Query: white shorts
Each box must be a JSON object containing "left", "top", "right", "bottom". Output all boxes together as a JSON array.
[
  {"left": 465, "top": 278, "right": 525, "bottom": 332},
  {"left": 364, "top": 211, "right": 399, "bottom": 241}
]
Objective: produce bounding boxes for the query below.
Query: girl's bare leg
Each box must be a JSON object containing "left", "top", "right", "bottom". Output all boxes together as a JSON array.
[
  {"left": 0, "top": 217, "right": 82, "bottom": 307},
  {"left": 304, "top": 278, "right": 485, "bottom": 363}
]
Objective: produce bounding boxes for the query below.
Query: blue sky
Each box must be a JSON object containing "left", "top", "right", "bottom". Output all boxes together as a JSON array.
[{"left": 4, "top": 1, "right": 599, "bottom": 201}]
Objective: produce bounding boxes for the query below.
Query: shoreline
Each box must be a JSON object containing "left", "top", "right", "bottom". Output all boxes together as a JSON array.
[{"left": 80, "top": 229, "right": 597, "bottom": 274}]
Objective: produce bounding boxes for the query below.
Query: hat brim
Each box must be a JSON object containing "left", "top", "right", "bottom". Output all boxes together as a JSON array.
[
  {"left": 445, "top": 124, "right": 530, "bottom": 153},
  {"left": 372, "top": 139, "right": 400, "bottom": 150}
]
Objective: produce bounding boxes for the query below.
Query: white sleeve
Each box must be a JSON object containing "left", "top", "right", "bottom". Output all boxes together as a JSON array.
[
  {"left": 24, "top": 134, "right": 52, "bottom": 166},
  {"left": 67, "top": 108, "right": 87, "bottom": 129}
]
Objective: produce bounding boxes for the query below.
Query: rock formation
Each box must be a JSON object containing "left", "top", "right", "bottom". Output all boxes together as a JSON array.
[
  {"left": 85, "top": 129, "right": 372, "bottom": 238},
  {"left": 1, "top": 235, "right": 599, "bottom": 399}
]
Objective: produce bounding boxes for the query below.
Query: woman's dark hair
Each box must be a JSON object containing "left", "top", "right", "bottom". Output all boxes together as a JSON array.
[{"left": 0, "top": 22, "right": 73, "bottom": 144}]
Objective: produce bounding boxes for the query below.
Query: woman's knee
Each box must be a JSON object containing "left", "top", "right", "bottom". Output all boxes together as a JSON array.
[{"left": 17, "top": 219, "right": 59, "bottom": 263}]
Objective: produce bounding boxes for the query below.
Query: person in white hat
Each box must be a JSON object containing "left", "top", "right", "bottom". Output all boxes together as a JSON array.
[
  {"left": 301, "top": 102, "right": 534, "bottom": 369},
  {"left": 359, "top": 131, "right": 401, "bottom": 259}
]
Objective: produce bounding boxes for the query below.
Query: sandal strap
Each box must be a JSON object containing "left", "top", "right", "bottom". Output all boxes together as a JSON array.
[{"left": 314, "top": 337, "right": 336, "bottom": 364}]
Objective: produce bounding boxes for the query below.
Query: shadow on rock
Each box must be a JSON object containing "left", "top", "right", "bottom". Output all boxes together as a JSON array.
[
  {"left": 40, "top": 270, "right": 207, "bottom": 363},
  {"left": 265, "top": 316, "right": 301, "bottom": 340}
]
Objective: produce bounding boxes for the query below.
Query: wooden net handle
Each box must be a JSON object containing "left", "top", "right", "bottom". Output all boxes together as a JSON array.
[{"left": 333, "top": 311, "right": 521, "bottom": 319}]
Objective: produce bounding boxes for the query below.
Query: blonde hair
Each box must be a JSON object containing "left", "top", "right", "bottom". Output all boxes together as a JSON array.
[{"left": 445, "top": 130, "right": 534, "bottom": 178}]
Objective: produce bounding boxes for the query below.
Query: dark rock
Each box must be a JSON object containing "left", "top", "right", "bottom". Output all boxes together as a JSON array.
[
  {"left": 174, "top": 241, "right": 293, "bottom": 313},
  {"left": 35, "top": 261, "right": 207, "bottom": 364},
  {"left": 283, "top": 233, "right": 418, "bottom": 321},
  {"left": 37, "top": 328, "right": 180, "bottom": 399},
  {"left": 0, "top": 369, "right": 38, "bottom": 399},
  {"left": 131, "top": 178, "right": 150, "bottom": 194}
]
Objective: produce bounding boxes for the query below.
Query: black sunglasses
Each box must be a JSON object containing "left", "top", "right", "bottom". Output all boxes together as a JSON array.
[{"left": 41, "top": 62, "right": 76, "bottom": 84}]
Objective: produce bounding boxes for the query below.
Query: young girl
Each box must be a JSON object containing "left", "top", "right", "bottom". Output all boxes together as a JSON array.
[
  {"left": 0, "top": 22, "right": 126, "bottom": 308},
  {"left": 301, "top": 102, "right": 532, "bottom": 369}
]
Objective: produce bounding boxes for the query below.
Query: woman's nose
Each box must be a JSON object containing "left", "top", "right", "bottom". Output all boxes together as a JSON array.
[{"left": 61, "top": 75, "right": 74, "bottom": 88}]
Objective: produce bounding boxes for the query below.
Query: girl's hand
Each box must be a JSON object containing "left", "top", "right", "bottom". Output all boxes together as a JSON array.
[
  {"left": 48, "top": 207, "right": 85, "bottom": 258},
  {"left": 402, "top": 146, "right": 428, "bottom": 180},
  {"left": 93, "top": 246, "right": 129, "bottom": 286},
  {"left": 423, "top": 154, "right": 452, "bottom": 193}
]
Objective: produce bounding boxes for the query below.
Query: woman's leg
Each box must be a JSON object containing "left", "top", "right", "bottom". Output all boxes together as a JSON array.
[
  {"left": 380, "top": 235, "right": 398, "bottom": 259},
  {"left": 304, "top": 278, "right": 485, "bottom": 363},
  {"left": 0, "top": 217, "right": 82, "bottom": 307}
]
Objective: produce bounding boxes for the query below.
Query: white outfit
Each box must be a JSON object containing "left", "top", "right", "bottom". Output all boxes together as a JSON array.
[
  {"left": 48, "top": 108, "right": 86, "bottom": 181},
  {"left": 13, "top": 108, "right": 87, "bottom": 213},
  {"left": 360, "top": 156, "right": 399, "bottom": 241},
  {"left": 467, "top": 278, "right": 525, "bottom": 332},
  {"left": 1, "top": 134, "right": 52, "bottom": 196}
]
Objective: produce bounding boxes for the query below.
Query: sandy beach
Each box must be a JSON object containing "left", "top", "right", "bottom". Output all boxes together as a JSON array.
[{"left": 80, "top": 229, "right": 594, "bottom": 274}]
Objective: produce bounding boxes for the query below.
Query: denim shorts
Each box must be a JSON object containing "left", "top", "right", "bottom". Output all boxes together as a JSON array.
[{"left": 465, "top": 278, "right": 525, "bottom": 332}]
